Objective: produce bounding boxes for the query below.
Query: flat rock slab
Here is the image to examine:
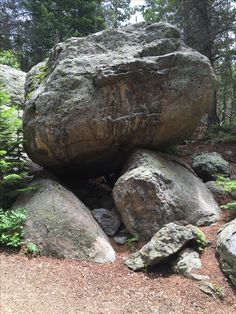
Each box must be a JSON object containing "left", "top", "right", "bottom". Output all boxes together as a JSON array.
[
  {"left": 113, "top": 149, "right": 220, "bottom": 240},
  {"left": 23, "top": 22, "right": 215, "bottom": 176},
  {"left": 124, "top": 223, "right": 197, "bottom": 271},
  {"left": 13, "top": 178, "right": 116, "bottom": 263}
]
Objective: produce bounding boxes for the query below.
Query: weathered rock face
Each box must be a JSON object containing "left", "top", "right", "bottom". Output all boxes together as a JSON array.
[
  {"left": 171, "top": 248, "right": 209, "bottom": 281},
  {"left": 192, "top": 152, "right": 232, "bottom": 182},
  {"left": 13, "top": 178, "right": 116, "bottom": 263},
  {"left": 217, "top": 219, "right": 236, "bottom": 287},
  {"left": 113, "top": 150, "right": 220, "bottom": 240},
  {"left": 124, "top": 223, "right": 197, "bottom": 271},
  {"left": 0, "top": 64, "right": 26, "bottom": 107},
  {"left": 23, "top": 22, "right": 215, "bottom": 175}
]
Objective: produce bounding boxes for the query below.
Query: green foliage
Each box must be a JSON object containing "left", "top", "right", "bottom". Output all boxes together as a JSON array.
[
  {"left": 126, "top": 235, "right": 139, "bottom": 252},
  {"left": 0, "top": 208, "right": 26, "bottom": 247},
  {"left": 195, "top": 229, "right": 208, "bottom": 252},
  {"left": 213, "top": 284, "right": 225, "bottom": 300},
  {"left": 102, "top": 0, "right": 132, "bottom": 28},
  {"left": 0, "top": 50, "right": 20, "bottom": 69},
  {"left": 216, "top": 175, "right": 236, "bottom": 193},
  {"left": 217, "top": 175, "right": 236, "bottom": 212},
  {"left": 25, "top": 242, "right": 41, "bottom": 256},
  {"left": 0, "top": 83, "right": 27, "bottom": 208},
  {"left": 221, "top": 202, "right": 236, "bottom": 211}
]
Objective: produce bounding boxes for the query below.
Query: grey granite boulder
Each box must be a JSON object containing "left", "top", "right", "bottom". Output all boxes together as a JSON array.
[
  {"left": 23, "top": 22, "right": 215, "bottom": 176},
  {"left": 13, "top": 178, "right": 116, "bottom": 263},
  {"left": 113, "top": 149, "right": 220, "bottom": 240},
  {"left": 92, "top": 207, "right": 121, "bottom": 236},
  {"left": 217, "top": 219, "right": 236, "bottom": 287},
  {"left": 192, "top": 152, "right": 232, "bottom": 182},
  {"left": 124, "top": 223, "right": 197, "bottom": 271},
  {"left": 0, "top": 64, "right": 26, "bottom": 107}
]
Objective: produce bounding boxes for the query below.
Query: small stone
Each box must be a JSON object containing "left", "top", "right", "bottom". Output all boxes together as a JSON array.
[
  {"left": 113, "top": 236, "right": 127, "bottom": 245},
  {"left": 92, "top": 207, "right": 121, "bottom": 237},
  {"left": 172, "top": 248, "right": 202, "bottom": 276}
]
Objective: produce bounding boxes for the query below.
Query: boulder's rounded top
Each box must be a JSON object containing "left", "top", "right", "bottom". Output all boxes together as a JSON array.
[{"left": 23, "top": 22, "right": 215, "bottom": 176}]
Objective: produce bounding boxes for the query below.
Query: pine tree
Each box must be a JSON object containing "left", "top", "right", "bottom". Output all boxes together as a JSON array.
[{"left": 102, "top": 0, "right": 132, "bottom": 28}]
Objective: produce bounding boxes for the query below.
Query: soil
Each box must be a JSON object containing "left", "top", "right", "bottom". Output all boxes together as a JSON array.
[{"left": 1, "top": 140, "right": 236, "bottom": 314}]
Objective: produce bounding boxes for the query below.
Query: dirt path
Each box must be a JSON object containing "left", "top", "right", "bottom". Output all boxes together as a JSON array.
[
  {"left": 1, "top": 142, "right": 236, "bottom": 314},
  {"left": 0, "top": 223, "right": 235, "bottom": 314}
]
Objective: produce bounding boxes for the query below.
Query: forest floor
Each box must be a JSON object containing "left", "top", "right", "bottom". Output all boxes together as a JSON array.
[{"left": 0, "top": 138, "right": 236, "bottom": 314}]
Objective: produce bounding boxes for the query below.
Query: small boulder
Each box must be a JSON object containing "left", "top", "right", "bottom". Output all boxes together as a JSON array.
[
  {"left": 13, "top": 178, "right": 116, "bottom": 263},
  {"left": 172, "top": 248, "right": 209, "bottom": 280},
  {"left": 92, "top": 207, "right": 121, "bottom": 236},
  {"left": 124, "top": 223, "right": 197, "bottom": 271},
  {"left": 0, "top": 64, "right": 26, "bottom": 107},
  {"left": 192, "top": 152, "right": 232, "bottom": 182},
  {"left": 113, "top": 149, "right": 220, "bottom": 240},
  {"left": 217, "top": 219, "right": 236, "bottom": 287}
]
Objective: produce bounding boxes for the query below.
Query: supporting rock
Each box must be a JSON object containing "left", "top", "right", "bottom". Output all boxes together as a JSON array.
[
  {"left": 13, "top": 178, "right": 116, "bottom": 263},
  {"left": 113, "top": 149, "right": 220, "bottom": 240}
]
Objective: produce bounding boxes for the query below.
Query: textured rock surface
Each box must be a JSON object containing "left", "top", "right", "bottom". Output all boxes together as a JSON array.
[
  {"left": 23, "top": 22, "right": 215, "bottom": 175},
  {"left": 92, "top": 207, "right": 121, "bottom": 236},
  {"left": 124, "top": 223, "right": 196, "bottom": 271},
  {"left": 13, "top": 178, "right": 116, "bottom": 263},
  {"left": 217, "top": 219, "right": 236, "bottom": 287},
  {"left": 172, "top": 248, "right": 208, "bottom": 280},
  {"left": 0, "top": 64, "right": 26, "bottom": 107},
  {"left": 113, "top": 149, "right": 220, "bottom": 240},
  {"left": 192, "top": 152, "right": 232, "bottom": 182}
]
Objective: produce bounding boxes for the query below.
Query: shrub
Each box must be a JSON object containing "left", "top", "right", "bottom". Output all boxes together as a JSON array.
[
  {"left": 25, "top": 242, "right": 41, "bottom": 256},
  {"left": 0, "top": 50, "right": 20, "bottom": 69},
  {"left": 0, "top": 208, "right": 26, "bottom": 247}
]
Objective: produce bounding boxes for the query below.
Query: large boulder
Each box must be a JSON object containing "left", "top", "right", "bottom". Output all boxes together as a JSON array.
[
  {"left": 23, "top": 22, "right": 215, "bottom": 176},
  {"left": 217, "top": 219, "right": 236, "bottom": 287},
  {"left": 124, "top": 223, "right": 197, "bottom": 271},
  {"left": 13, "top": 178, "right": 116, "bottom": 263},
  {"left": 113, "top": 150, "right": 220, "bottom": 240},
  {"left": 0, "top": 64, "right": 26, "bottom": 107}
]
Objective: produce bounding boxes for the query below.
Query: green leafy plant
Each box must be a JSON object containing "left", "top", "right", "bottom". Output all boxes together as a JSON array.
[
  {"left": 25, "top": 242, "right": 41, "bottom": 256},
  {"left": 216, "top": 175, "right": 236, "bottom": 193},
  {"left": 221, "top": 202, "right": 236, "bottom": 211},
  {"left": 195, "top": 229, "right": 208, "bottom": 252},
  {"left": 126, "top": 235, "right": 139, "bottom": 252},
  {"left": 0, "top": 83, "right": 28, "bottom": 208},
  {"left": 0, "top": 50, "right": 20, "bottom": 69},
  {"left": 217, "top": 175, "right": 236, "bottom": 212},
  {"left": 213, "top": 284, "right": 225, "bottom": 299},
  {"left": 0, "top": 208, "right": 26, "bottom": 247}
]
